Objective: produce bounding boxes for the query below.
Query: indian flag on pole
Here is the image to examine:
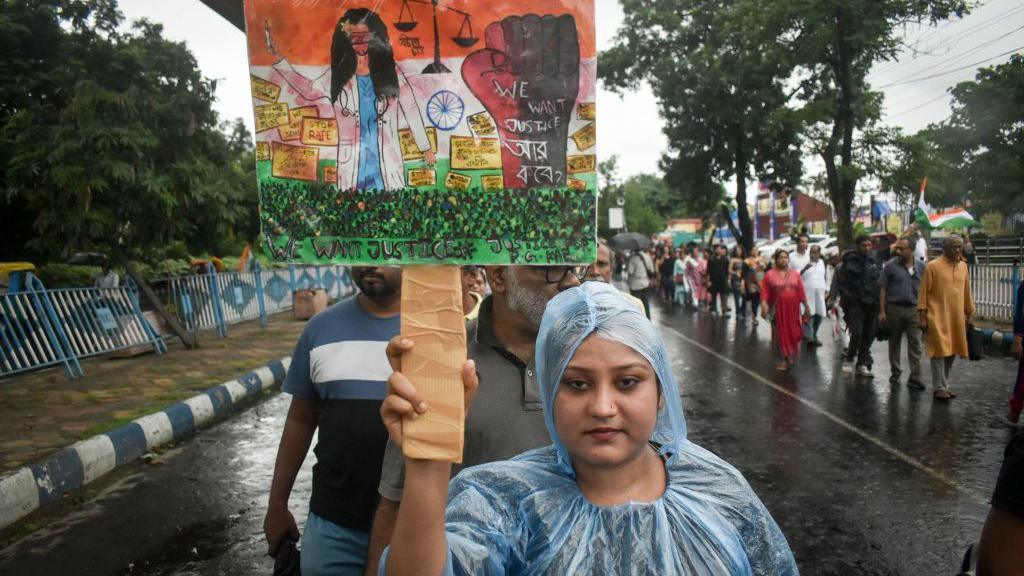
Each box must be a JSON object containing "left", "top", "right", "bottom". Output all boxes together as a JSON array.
[
  {"left": 914, "top": 177, "right": 932, "bottom": 228},
  {"left": 914, "top": 178, "right": 982, "bottom": 229}
]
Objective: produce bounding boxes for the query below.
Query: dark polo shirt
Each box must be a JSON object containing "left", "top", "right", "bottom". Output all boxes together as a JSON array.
[
  {"left": 879, "top": 258, "right": 925, "bottom": 306},
  {"left": 378, "top": 296, "right": 551, "bottom": 501}
]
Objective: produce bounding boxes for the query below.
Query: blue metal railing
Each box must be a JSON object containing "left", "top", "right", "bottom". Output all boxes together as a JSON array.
[{"left": 2, "top": 264, "right": 354, "bottom": 380}]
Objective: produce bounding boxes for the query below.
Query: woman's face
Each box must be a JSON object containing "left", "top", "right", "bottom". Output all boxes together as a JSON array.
[
  {"left": 348, "top": 22, "right": 372, "bottom": 56},
  {"left": 775, "top": 252, "right": 789, "bottom": 269},
  {"left": 554, "top": 335, "right": 660, "bottom": 471}
]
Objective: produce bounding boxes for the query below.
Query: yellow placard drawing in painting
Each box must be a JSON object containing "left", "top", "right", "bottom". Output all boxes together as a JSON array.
[
  {"left": 399, "top": 127, "right": 438, "bottom": 161},
  {"left": 279, "top": 106, "right": 318, "bottom": 141},
  {"left": 566, "top": 154, "right": 596, "bottom": 174},
  {"left": 250, "top": 74, "right": 281, "bottom": 102},
  {"left": 444, "top": 172, "right": 472, "bottom": 192},
  {"left": 255, "top": 141, "right": 271, "bottom": 161},
  {"left": 450, "top": 136, "right": 502, "bottom": 170},
  {"left": 254, "top": 102, "right": 289, "bottom": 133},
  {"left": 271, "top": 141, "right": 319, "bottom": 182},
  {"left": 407, "top": 168, "right": 437, "bottom": 187}
]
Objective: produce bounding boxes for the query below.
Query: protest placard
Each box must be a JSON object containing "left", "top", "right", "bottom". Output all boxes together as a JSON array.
[{"left": 245, "top": 0, "right": 596, "bottom": 266}]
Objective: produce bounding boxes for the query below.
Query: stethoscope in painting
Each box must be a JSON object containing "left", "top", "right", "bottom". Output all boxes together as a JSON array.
[{"left": 337, "top": 86, "right": 392, "bottom": 123}]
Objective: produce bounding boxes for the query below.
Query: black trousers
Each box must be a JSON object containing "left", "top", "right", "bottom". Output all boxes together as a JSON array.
[
  {"left": 631, "top": 288, "right": 651, "bottom": 319},
  {"left": 844, "top": 303, "right": 878, "bottom": 368},
  {"left": 709, "top": 287, "right": 729, "bottom": 314}
]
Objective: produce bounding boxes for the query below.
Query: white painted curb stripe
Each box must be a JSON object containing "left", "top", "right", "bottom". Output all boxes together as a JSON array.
[
  {"left": 223, "top": 380, "right": 248, "bottom": 404},
  {"left": 0, "top": 468, "right": 40, "bottom": 529},
  {"left": 72, "top": 435, "right": 116, "bottom": 485},
  {"left": 184, "top": 394, "right": 216, "bottom": 427},
  {"left": 134, "top": 412, "right": 174, "bottom": 451},
  {"left": 254, "top": 366, "right": 276, "bottom": 390}
]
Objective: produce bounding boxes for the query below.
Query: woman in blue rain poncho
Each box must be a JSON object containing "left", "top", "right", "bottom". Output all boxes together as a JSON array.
[{"left": 379, "top": 281, "right": 798, "bottom": 575}]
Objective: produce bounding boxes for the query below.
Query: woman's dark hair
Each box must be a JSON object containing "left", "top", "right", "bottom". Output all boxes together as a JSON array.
[
  {"left": 732, "top": 245, "right": 745, "bottom": 258},
  {"left": 331, "top": 8, "right": 398, "bottom": 104},
  {"left": 772, "top": 249, "right": 789, "bottom": 264}
]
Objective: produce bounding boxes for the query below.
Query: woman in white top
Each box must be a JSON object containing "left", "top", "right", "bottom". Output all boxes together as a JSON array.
[{"left": 799, "top": 245, "right": 829, "bottom": 346}]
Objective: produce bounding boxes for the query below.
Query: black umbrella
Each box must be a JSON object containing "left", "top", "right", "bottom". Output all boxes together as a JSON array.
[
  {"left": 607, "top": 232, "right": 652, "bottom": 252},
  {"left": 66, "top": 252, "right": 109, "bottom": 266}
]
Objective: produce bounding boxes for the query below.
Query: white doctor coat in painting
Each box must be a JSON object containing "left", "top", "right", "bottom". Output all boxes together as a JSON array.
[{"left": 271, "top": 58, "right": 431, "bottom": 191}]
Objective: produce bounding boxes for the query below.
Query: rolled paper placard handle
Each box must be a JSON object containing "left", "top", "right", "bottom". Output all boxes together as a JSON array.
[{"left": 399, "top": 266, "right": 467, "bottom": 462}]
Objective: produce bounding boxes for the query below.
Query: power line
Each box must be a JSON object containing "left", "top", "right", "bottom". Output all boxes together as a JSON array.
[
  {"left": 877, "top": 44, "right": 1024, "bottom": 88},
  {"left": 888, "top": 23, "right": 1024, "bottom": 84},
  {"left": 872, "top": 4, "right": 1024, "bottom": 76},
  {"left": 887, "top": 91, "right": 950, "bottom": 119},
  {"left": 883, "top": 23, "right": 1024, "bottom": 99}
]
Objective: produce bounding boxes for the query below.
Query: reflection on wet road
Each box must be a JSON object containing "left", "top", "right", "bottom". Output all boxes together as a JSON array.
[{"left": 0, "top": 298, "right": 1017, "bottom": 575}]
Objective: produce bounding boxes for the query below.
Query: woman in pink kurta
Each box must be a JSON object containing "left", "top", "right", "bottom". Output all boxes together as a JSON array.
[
  {"left": 761, "top": 250, "right": 809, "bottom": 371},
  {"left": 685, "top": 247, "right": 708, "bottom": 310}
]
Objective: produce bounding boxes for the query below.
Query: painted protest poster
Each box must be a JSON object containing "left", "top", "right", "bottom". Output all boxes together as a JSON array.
[{"left": 243, "top": 0, "right": 596, "bottom": 264}]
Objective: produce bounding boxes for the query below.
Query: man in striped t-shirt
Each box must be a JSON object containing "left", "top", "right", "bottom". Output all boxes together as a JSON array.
[{"left": 264, "top": 266, "right": 401, "bottom": 576}]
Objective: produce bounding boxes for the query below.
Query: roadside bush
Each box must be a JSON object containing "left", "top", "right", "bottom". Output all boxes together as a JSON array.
[{"left": 37, "top": 263, "right": 102, "bottom": 287}]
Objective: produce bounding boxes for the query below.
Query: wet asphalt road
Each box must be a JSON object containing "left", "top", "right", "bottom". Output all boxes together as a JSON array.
[{"left": 0, "top": 295, "right": 1019, "bottom": 575}]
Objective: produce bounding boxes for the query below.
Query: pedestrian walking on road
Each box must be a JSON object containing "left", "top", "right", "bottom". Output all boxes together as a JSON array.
[
  {"left": 744, "top": 247, "right": 766, "bottom": 326},
  {"left": 264, "top": 266, "right": 402, "bottom": 576},
  {"left": 799, "top": 245, "right": 828, "bottom": 346},
  {"left": 1010, "top": 279, "right": 1024, "bottom": 424},
  {"left": 837, "top": 235, "right": 882, "bottom": 378},
  {"left": 878, "top": 239, "right": 926, "bottom": 390},
  {"left": 789, "top": 234, "right": 811, "bottom": 274},
  {"left": 626, "top": 249, "right": 654, "bottom": 319},
  {"left": 708, "top": 244, "right": 731, "bottom": 316},
  {"left": 685, "top": 246, "right": 707, "bottom": 311},
  {"left": 729, "top": 245, "right": 747, "bottom": 318},
  {"left": 917, "top": 234, "right": 975, "bottom": 401},
  {"left": 378, "top": 282, "right": 799, "bottom": 575},
  {"left": 673, "top": 247, "right": 690, "bottom": 307},
  {"left": 762, "top": 250, "right": 810, "bottom": 372},
  {"left": 659, "top": 247, "right": 678, "bottom": 308}
]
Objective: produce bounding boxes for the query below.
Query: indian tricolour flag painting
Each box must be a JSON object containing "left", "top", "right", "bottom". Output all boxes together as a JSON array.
[{"left": 913, "top": 177, "right": 982, "bottom": 229}]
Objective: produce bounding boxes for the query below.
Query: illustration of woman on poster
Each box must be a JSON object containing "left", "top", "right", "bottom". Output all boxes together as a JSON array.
[{"left": 269, "top": 8, "right": 434, "bottom": 191}]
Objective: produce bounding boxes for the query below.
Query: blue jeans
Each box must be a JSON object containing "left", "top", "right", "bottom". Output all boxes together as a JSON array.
[{"left": 301, "top": 512, "right": 370, "bottom": 576}]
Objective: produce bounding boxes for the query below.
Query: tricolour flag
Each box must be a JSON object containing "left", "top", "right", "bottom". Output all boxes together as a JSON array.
[
  {"left": 914, "top": 177, "right": 932, "bottom": 228},
  {"left": 926, "top": 207, "right": 983, "bottom": 230},
  {"left": 912, "top": 177, "right": 982, "bottom": 229}
]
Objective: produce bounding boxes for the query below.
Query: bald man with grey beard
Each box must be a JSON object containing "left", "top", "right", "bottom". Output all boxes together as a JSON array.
[{"left": 362, "top": 265, "right": 583, "bottom": 575}]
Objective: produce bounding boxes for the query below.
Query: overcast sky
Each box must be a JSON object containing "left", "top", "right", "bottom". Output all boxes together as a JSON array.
[{"left": 119, "top": 0, "right": 1023, "bottom": 184}]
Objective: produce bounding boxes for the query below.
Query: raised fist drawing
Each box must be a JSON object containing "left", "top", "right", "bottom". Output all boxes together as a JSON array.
[{"left": 461, "top": 14, "right": 580, "bottom": 189}]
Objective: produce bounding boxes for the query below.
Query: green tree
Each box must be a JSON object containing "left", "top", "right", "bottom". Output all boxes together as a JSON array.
[
  {"left": 0, "top": 0, "right": 258, "bottom": 346},
  {"left": 621, "top": 174, "right": 667, "bottom": 236},
  {"left": 602, "top": 0, "right": 803, "bottom": 252},
  {"left": 785, "top": 0, "right": 968, "bottom": 246},
  {"left": 879, "top": 130, "right": 961, "bottom": 210},
  {"left": 932, "top": 55, "right": 1024, "bottom": 213},
  {"left": 596, "top": 155, "right": 670, "bottom": 238}
]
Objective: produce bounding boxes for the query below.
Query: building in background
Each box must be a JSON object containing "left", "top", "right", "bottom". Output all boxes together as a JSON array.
[{"left": 754, "top": 184, "right": 833, "bottom": 240}]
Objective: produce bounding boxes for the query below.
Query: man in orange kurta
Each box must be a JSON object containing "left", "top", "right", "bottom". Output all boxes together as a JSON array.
[{"left": 917, "top": 234, "right": 975, "bottom": 400}]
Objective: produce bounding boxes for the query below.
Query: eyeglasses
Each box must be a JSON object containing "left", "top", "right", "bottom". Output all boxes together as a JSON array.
[{"left": 536, "top": 266, "right": 588, "bottom": 284}]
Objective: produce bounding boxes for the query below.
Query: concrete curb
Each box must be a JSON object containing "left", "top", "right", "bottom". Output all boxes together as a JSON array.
[
  {"left": 0, "top": 357, "right": 292, "bottom": 531},
  {"left": 979, "top": 328, "right": 1015, "bottom": 351}
]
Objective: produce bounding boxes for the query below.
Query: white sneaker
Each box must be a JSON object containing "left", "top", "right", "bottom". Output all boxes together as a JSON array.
[{"left": 856, "top": 365, "right": 874, "bottom": 378}]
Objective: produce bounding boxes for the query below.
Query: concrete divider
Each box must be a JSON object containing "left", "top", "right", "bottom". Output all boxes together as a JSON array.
[{"left": 0, "top": 357, "right": 291, "bottom": 531}]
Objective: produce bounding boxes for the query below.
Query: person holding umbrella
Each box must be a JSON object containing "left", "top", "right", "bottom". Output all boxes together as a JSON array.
[{"left": 609, "top": 233, "right": 655, "bottom": 318}]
